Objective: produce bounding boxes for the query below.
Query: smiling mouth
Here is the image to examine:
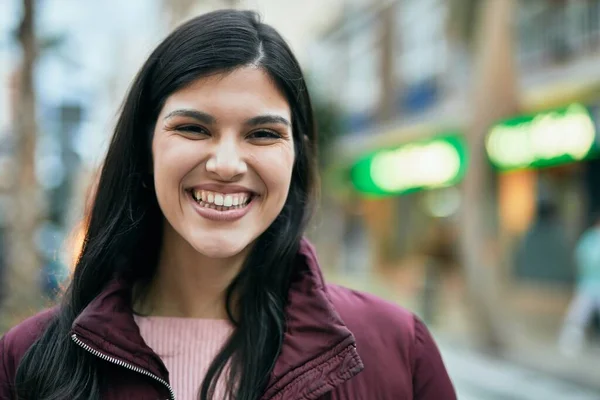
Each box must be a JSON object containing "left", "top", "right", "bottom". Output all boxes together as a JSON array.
[{"left": 187, "top": 189, "right": 254, "bottom": 212}]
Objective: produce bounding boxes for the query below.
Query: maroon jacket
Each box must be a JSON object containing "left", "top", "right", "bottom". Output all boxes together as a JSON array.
[{"left": 0, "top": 239, "right": 456, "bottom": 399}]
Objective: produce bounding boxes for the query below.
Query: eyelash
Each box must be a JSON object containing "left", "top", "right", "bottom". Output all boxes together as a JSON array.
[
  {"left": 174, "top": 125, "right": 283, "bottom": 140},
  {"left": 248, "top": 130, "right": 282, "bottom": 140},
  {"left": 175, "top": 125, "right": 208, "bottom": 135}
]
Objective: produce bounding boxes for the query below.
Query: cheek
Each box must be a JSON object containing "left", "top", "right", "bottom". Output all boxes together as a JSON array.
[
  {"left": 255, "top": 146, "right": 295, "bottom": 196},
  {"left": 151, "top": 137, "right": 196, "bottom": 200}
]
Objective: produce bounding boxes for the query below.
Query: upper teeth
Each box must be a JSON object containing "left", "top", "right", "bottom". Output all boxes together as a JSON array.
[{"left": 192, "top": 190, "right": 250, "bottom": 206}]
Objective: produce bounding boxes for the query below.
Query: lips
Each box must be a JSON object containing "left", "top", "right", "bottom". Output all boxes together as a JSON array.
[{"left": 186, "top": 189, "right": 255, "bottom": 221}]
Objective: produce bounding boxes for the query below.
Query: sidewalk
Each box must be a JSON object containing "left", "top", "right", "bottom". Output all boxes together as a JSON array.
[
  {"left": 439, "top": 340, "right": 600, "bottom": 400},
  {"left": 434, "top": 307, "right": 600, "bottom": 394},
  {"left": 502, "top": 338, "right": 600, "bottom": 394},
  {"left": 432, "top": 292, "right": 600, "bottom": 393}
]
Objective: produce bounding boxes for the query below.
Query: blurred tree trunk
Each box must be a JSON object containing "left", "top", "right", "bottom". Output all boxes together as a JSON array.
[
  {"left": 377, "top": 0, "right": 396, "bottom": 123},
  {"left": 459, "top": 0, "right": 519, "bottom": 353},
  {"left": 1, "top": 0, "right": 43, "bottom": 331},
  {"left": 371, "top": 0, "right": 400, "bottom": 267}
]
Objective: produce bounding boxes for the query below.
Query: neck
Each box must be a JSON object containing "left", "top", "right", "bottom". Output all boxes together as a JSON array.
[{"left": 136, "top": 223, "right": 249, "bottom": 319}]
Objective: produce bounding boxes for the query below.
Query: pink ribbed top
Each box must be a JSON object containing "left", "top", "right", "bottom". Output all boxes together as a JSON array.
[{"left": 134, "top": 316, "right": 234, "bottom": 400}]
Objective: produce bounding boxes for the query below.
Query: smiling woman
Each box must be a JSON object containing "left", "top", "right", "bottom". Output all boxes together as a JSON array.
[
  {"left": 0, "top": 9, "right": 456, "bottom": 400},
  {"left": 152, "top": 68, "right": 295, "bottom": 262}
]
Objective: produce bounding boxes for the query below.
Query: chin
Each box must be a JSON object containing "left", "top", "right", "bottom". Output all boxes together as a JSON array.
[{"left": 191, "top": 236, "right": 252, "bottom": 259}]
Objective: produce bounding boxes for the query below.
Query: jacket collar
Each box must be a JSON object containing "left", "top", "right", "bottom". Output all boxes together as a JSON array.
[
  {"left": 70, "top": 238, "right": 363, "bottom": 399},
  {"left": 261, "top": 239, "right": 363, "bottom": 399}
]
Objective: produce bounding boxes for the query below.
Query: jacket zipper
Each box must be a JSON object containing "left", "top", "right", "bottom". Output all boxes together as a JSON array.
[{"left": 71, "top": 333, "right": 176, "bottom": 400}]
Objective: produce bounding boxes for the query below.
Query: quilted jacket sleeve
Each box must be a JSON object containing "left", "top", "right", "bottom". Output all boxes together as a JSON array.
[
  {"left": 0, "top": 335, "right": 16, "bottom": 399},
  {"left": 0, "top": 308, "right": 58, "bottom": 400},
  {"left": 412, "top": 316, "right": 457, "bottom": 400}
]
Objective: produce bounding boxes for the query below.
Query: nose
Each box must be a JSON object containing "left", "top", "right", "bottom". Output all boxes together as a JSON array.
[{"left": 205, "top": 137, "right": 247, "bottom": 180}]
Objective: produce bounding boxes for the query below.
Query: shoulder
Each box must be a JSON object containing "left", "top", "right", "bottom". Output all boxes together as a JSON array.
[
  {"left": 326, "top": 283, "right": 416, "bottom": 344},
  {"left": 326, "top": 284, "right": 456, "bottom": 398},
  {"left": 1, "top": 307, "right": 58, "bottom": 375},
  {"left": 325, "top": 283, "right": 416, "bottom": 375}
]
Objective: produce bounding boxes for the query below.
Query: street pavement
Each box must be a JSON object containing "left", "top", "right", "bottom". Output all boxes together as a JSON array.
[{"left": 440, "top": 343, "right": 600, "bottom": 400}]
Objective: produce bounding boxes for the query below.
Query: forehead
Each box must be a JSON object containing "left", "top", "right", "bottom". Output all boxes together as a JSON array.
[{"left": 159, "top": 67, "right": 291, "bottom": 120}]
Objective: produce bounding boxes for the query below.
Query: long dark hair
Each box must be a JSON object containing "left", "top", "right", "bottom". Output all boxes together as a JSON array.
[{"left": 15, "top": 10, "right": 318, "bottom": 400}]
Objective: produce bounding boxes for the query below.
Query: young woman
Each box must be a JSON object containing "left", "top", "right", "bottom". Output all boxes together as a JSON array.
[{"left": 0, "top": 10, "right": 456, "bottom": 400}]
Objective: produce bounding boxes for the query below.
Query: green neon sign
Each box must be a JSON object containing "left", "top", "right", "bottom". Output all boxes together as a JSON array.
[
  {"left": 350, "top": 134, "right": 468, "bottom": 197},
  {"left": 486, "top": 103, "right": 599, "bottom": 171}
]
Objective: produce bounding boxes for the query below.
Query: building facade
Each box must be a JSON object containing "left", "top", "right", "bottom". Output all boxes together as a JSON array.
[{"left": 312, "top": 0, "right": 600, "bottom": 340}]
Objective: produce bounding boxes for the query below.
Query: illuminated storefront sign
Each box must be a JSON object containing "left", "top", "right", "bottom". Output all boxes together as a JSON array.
[
  {"left": 486, "top": 103, "right": 598, "bottom": 171},
  {"left": 350, "top": 134, "right": 468, "bottom": 197}
]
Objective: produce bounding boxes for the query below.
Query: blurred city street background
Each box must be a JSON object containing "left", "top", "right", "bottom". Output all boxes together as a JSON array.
[{"left": 2, "top": 0, "right": 600, "bottom": 398}]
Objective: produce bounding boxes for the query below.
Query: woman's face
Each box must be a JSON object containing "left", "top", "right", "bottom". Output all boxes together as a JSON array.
[{"left": 151, "top": 67, "right": 295, "bottom": 259}]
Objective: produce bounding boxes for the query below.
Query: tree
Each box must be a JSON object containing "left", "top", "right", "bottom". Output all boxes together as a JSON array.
[
  {"left": 453, "top": 0, "right": 520, "bottom": 352},
  {"left": 1, "top": 0, "right": 44, "bottom": 332}
]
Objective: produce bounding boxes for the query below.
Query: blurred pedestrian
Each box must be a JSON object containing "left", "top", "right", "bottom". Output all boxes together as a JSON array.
[
  {"left": 0, "top": 10, "right": 455, "bottom": 400},
  {"left": 514, "top": 198, "right": 575, "bottom": 283},
  {"left": 420, "top": 219, "right": 457, "bottom": 325},
  {"left": 558, "top": 212, "right": 600, "bottom": 356}
]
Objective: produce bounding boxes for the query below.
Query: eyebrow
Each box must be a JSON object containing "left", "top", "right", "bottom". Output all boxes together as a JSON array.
[
  {"left": 244, "top": 115, "right": 291, "bottom": 127},
  {"left": 164, "top": 109, "right": 290, "bottom": 127},
  {"left": 164, "top": 109, "right": 216, "bottom": 125}
]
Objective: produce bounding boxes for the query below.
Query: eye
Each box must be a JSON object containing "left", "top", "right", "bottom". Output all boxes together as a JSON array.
[
  {"left": 248, "top": 130, "right": 282, "bottom": 140},
  {"left": 175, "top": 125, "right": 210, "bottom": 137}
]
